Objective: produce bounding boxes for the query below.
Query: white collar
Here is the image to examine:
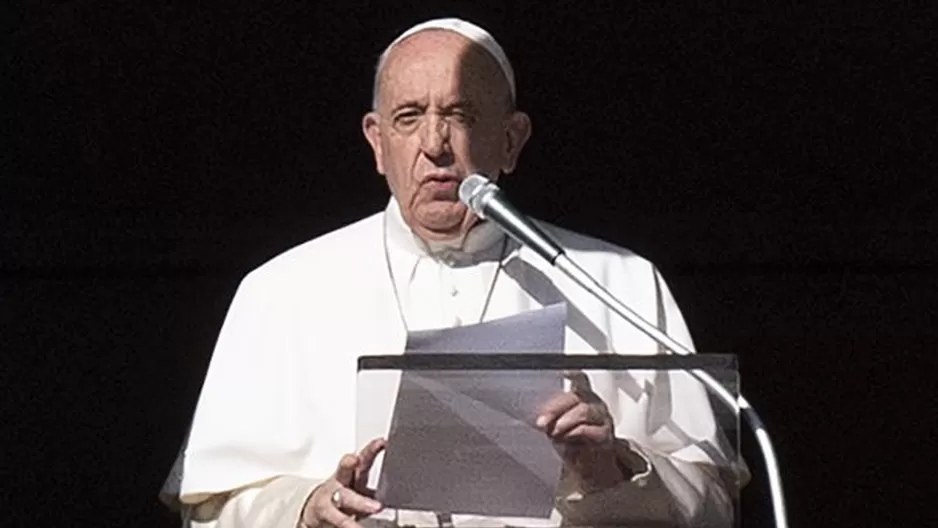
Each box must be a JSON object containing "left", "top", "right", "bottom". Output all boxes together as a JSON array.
[{"left": 384, "top": 197, "right": 506, "bottom": 266}]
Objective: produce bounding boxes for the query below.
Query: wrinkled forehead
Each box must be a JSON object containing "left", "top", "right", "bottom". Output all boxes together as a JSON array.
[
  {"left": 378, "top": 31, "right": 513, "bottom": 112},
  {"left": 373, "top": 18, "right": 516, "bottom": 111}
]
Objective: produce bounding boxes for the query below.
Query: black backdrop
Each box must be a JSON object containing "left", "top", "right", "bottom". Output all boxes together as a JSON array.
[{"left": 5, "top": 1, "right": 936, "bottom": 527}]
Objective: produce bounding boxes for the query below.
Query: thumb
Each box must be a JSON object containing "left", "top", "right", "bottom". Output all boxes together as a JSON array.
[{"left": 335, "top": 454, "right": 359, "bottom": 486}]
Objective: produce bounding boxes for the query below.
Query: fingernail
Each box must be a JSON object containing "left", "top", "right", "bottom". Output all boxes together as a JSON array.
[{"left": 536, "top": 416, "right": 547, "bottom": 428}]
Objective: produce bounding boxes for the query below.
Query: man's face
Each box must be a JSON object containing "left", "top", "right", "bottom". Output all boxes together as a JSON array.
[{"left": 363, "top": 30, "right": 530, "bottom": 243}]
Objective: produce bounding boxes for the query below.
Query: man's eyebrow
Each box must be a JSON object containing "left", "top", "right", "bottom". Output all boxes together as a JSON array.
[
  {"left": 389, "top": 100, "right": 478, "bottom": 114},
  {"left": 389, "top": 100, "right": 425, "bottom": 114},
  {"left": 440, "top": 101, "right": 476, "bottom": 112}
]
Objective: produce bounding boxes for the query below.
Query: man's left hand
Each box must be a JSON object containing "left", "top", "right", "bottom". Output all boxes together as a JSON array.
[
  {"left": 535, "top": 392, "right": 611, "bottom": 445},
  {"left": 535, "top": 373, "right": 626, "bottom": 490}
]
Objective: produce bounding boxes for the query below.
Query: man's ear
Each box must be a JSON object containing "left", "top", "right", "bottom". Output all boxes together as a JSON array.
[
  {"left": 501, "top": 110, "right": 532, "bottom": 174},
  {"left": 362, "top": 111, "right": 385, "bottom": 175}
]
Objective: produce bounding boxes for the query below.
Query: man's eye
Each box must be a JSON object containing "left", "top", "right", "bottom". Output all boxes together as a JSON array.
[
  {"left": 394, "top": 113, "right": 420, "bottom": 126},
  {"left": 447, "top": 112, "right": 474, "bottom": 125}
]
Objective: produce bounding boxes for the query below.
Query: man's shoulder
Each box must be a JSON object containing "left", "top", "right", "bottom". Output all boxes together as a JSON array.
[
  {"left": 529, "top": 219, "right": 666, "bottom": 290},
  {"left": 535, "top": 219, "right": 645, "bottom": 263},
  {"left": 241, "top": 211, "right": 384, "bottom": 289}
]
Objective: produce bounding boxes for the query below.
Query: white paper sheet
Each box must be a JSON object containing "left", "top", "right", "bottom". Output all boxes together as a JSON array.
[{"left": 371, "top": 303, "right": 568, "bottom": 518}]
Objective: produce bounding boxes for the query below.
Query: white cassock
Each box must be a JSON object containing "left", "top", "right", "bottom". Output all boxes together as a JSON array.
[{"left": 161, "top": 198, "right": 748, "bottom": 528}]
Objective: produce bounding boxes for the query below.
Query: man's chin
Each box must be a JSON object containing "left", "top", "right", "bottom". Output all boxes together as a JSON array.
[
  {"left": 413, "top": 217, "right": 472, "bottom": 242},
  {"left": 405, "top": 200, "right": 477, "bottom": 238},
  {"left": 413, "top": 223, "right": 465, "bottom": 242}
]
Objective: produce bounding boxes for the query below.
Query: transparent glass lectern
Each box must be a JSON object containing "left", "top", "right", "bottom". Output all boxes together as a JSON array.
[{"left": 356, "top": 353, "right": 741, "bottom": 528}]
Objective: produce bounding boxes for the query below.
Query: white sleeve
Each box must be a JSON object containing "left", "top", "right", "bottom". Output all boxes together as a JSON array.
[
  {"left": 555, "top": 437, "right": 735, "bottom": 527},
  {"left": 182, "top": 476, "right": 322, "bottom": 528},
  {"left": 568, "top": 263, "right": 745, "bottom": 527}
]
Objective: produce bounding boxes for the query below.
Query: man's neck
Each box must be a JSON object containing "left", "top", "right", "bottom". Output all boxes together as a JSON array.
[{"left": 384, "top": 198, "right": 504, "bottom": 262}]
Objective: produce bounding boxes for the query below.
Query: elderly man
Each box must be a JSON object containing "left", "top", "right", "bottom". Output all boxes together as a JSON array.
[{"left": 162, "top": 17, "right": 745, "bottom": 528}]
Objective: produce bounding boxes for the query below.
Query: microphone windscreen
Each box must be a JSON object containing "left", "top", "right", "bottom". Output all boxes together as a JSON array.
[{"left": 458, "top": 173, "right": 494, "bottom": 213}]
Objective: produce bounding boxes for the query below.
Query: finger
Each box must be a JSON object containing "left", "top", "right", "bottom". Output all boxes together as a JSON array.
[
  {"left": 559, "top": 423, "right": 611, "bottom": 445},
  {"left": 564, "top": 371, "right": 606, "bottom": 404},
  {"left": 554, "top": 402, "right": 610, "bottom": 437},
  {"left": 354, "top": 438, "right": 387, "bottom": 490},
  {"left": 563, "top": 370, "right": 592, "bottom": 390},
  {"left": 358, "top": 438, "right": 387, "bottom": 467},
  {"left": 549, "top": 403, "right": 595, "bottom": 437},
  {"left": 329, "top": 486, "right": 383, "bottom": 516},
  {"left": 535, "top": 392, "right": 580, "bottom": 429},
  {"left": 334, "top": 454, "right": 359, "bottom": 486},
  {"left": 318, "top": 504, "right": 364, "bottom": 528}
]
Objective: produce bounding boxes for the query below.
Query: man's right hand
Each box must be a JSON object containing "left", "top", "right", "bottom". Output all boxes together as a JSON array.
[{"left": 298, "top": 437, "right": 387, "bottom": 528}]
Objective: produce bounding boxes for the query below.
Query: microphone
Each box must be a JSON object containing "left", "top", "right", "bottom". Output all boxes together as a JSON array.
[
  {"left": 457, "top": 173, "right": 789, "bottom": 528},
  {"left": 458, "top": 174, "right": 564, "bottom": 264},
  {"left": 458, "top": 173, "right": 697, "bottom": 357}
]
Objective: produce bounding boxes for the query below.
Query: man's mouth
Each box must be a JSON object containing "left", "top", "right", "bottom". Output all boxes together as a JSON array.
[
  {"left": 423, "top": 172, "right": 460, "bottom": 183},
  {"left": 421, "top": 174, "right": 462, "bottom": 198}
]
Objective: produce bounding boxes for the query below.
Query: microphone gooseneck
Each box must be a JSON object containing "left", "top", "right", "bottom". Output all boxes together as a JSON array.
[{"left": 457, "top": 173, "right": 789, "bottom": 528}]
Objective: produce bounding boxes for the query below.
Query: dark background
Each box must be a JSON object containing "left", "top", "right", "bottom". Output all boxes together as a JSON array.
[{"left": 4, "top": 1, "right": 936, "bottom": 526}]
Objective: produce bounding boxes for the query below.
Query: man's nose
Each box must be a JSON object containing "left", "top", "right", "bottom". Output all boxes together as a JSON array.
[{"left": 419, "top": 115, "right": 452, "bottom": 161}]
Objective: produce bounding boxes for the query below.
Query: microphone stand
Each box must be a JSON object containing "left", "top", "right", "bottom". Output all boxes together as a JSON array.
[
  {"left": 459, "top": 173, "right": 788, "bottom": 526},
  {"left": 553, "top": 253, "right": 789, "bottom": 528}
]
